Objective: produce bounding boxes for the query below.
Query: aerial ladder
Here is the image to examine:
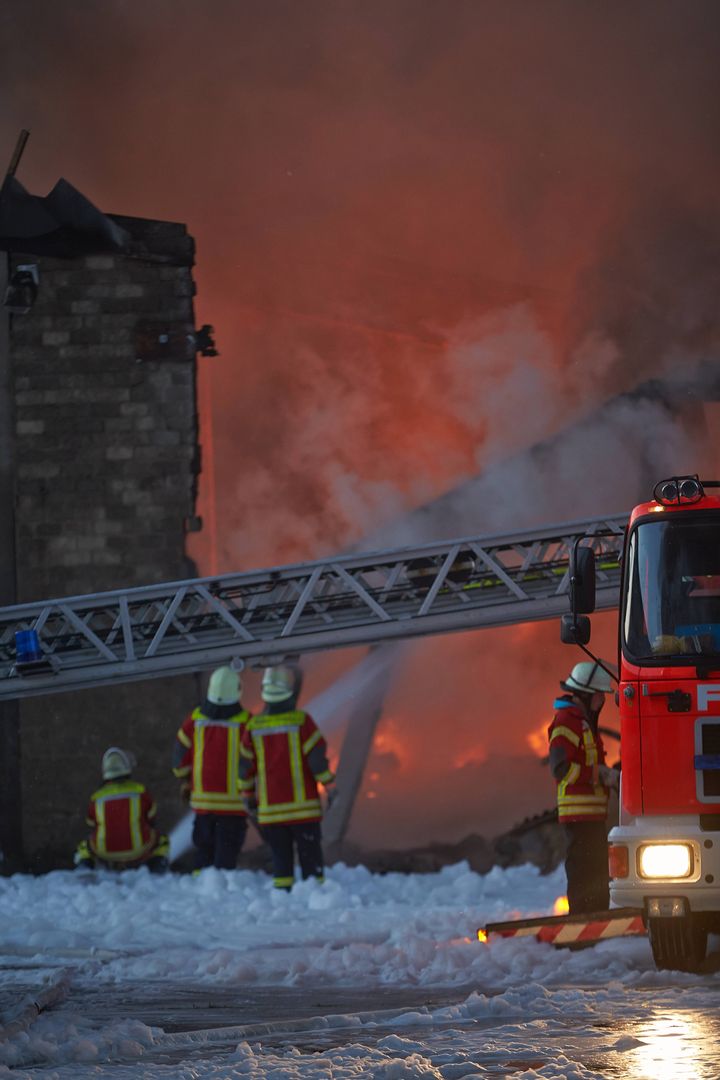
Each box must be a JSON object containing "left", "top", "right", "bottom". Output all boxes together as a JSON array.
[{"left": 0, "top": 513, "right": 626, "bottom": 700}]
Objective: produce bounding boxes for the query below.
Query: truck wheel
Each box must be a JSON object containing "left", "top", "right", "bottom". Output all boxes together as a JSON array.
[{"left": 647, "top": 914, "right": 707, "bottom": 972}]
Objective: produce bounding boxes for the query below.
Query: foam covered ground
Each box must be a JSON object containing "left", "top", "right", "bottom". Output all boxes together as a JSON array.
[{"left": 1, "top": 862, "right": 719, "bottom": 1077}]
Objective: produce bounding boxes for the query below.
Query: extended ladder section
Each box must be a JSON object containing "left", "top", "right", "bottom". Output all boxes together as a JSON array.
[{"left": 0, "top": 514, "right": 626, "bottom": 699}]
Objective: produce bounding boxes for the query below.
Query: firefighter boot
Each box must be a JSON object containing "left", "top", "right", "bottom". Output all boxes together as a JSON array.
[{"left": 148, "top": 833, "right": 170, "bottom": 874}]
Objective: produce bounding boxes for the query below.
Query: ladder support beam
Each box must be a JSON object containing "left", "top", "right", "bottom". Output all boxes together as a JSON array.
[{"left": 0, "top": 514, "right": 626, "bottom": 700}]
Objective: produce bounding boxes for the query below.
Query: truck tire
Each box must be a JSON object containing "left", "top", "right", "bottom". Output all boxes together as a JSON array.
[{"left": 647, "top": 914, "right": 707, "bottom": 972}]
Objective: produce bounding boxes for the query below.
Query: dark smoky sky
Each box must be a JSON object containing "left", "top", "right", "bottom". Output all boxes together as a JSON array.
[
  {"left": 2, "top": 2, "right": 720, "bottom": 845},
  {"left": 2, "top": 2, "right": 720, "bottom": 571}
]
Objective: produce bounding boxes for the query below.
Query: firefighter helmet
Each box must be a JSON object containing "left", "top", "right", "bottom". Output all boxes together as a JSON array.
[
  {"left": 261, "top": 665, "right": 299, "bottom": 703},
  {"left": 102, "top": 747, "right": 135, "bottom": 781},
  {"left": 562, "top": 661, "right": 613, "bottom": 695},
  {"left": 207, "top": 666, "right": 242, "bottom": 705}
]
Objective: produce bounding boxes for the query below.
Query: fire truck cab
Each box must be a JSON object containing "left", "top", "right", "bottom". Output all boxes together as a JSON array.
[{"left": 564, "top": 476, "right": 720, "bottom": 971}]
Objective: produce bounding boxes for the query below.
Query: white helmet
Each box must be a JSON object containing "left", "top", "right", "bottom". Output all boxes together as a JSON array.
[
  {"left": 207, "top": 666, "right": 241, "bottom": 706},
  {"left": 102, "top": 747, "right": 135, "bottom": 781},
  {"left": 261, "top": 665, "right": 297, "bottom": 703},
  {"left": 563, "top": 661, "right": 613, "bottom": 695}
]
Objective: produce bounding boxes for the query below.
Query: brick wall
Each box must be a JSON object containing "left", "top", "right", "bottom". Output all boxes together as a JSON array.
[{"left": 9, "top": 217, "right": 206, "bottom": 869}]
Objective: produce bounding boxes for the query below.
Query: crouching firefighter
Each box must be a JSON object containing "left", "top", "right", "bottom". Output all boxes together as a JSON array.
[
  {"left": 74, "top": 748, "right": 169, "bottom": 872},
  {"left": 547, "top": 661, "right": 618, "bottom": 913},
  {"left": 239, "top": 665, "right": 336, "bottom": 890}
]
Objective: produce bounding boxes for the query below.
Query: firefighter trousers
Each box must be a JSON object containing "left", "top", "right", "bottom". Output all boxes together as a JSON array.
[
  {"left": 263, "top": 821, "right": 324, "bottom": 890},
  {"left": 563, "top": 820, "right": 609, "bottom": 914},
  {"left": 192, "top": 812, "right": 247, "bottom": 870}
]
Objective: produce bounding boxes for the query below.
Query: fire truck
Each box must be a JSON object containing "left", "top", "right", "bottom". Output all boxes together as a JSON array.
[{"left": 563, "top": 475, "right": 720, "bottom": 972}]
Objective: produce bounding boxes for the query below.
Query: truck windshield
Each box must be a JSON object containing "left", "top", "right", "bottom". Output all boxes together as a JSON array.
[{"left": 624, "top": 516, "right": 720, "bottom": 661}]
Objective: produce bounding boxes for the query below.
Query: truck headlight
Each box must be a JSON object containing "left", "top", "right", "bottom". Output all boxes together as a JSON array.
[{"left": 638, "top": 843, "right": 693, "bottom": 879}]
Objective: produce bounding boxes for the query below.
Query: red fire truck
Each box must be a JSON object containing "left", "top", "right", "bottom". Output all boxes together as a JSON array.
[{"left": 563, "top": 474, "right": 720, "bottom": 971}]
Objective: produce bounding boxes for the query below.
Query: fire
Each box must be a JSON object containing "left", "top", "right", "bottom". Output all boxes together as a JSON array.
[
  {"left": 553, "top": 895, "right": 570, "bottom": 916},
  {"left": 374, "top": 726, "right": 411, "bottom": 772},
  {"left": 477, "top": 929, "right": 488, "bottom": 943},
  {"left": 527, "top": 722, "right": 549, "bottom": 759}
]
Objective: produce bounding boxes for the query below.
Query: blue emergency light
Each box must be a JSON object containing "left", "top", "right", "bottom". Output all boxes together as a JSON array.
[{"left": 15, "top": 629, "right": 43, "bottom": 664}]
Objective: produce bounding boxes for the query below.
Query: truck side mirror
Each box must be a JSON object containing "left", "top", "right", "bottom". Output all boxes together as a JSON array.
[
  {"left": 571, "top": 545, "right": 596, "bottom": 614},
  {"left": 561, "top": 613, "right": 591, "bottom": 645}
]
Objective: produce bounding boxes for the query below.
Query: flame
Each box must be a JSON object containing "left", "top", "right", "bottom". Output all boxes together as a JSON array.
[
  {"left": 477, "top": 929, "right": 488, "bottom": 943},
  {"left": 527, "top": 722, "right": 549, "bottom": 759},
  {"left": 553, "top": 895, "right": 570, "bottom": 916},
  {"left": 374, "top": 725, "right": 411, "bottom": 772}
]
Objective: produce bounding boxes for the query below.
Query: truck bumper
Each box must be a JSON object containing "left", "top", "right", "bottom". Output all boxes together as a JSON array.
[{"left": 609, "top": 818, "right": 720, "bottom": 913}]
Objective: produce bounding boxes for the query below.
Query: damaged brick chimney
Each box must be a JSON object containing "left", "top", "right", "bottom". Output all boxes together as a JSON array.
[{"left": 0, "top": 152, "right": 210, "bottom": 869}]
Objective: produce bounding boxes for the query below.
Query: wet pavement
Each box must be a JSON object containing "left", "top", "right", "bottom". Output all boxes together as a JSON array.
[{"left": 3, "top": 962, "right": 720, "bottom": 1076}]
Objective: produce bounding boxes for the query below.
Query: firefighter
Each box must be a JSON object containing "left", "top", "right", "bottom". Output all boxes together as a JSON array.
[
  {"left": 239, "top": 665, "right": 336, "bottom": 890},
  {"left": 547, "top": 660, "right": 619, "bottom": 913},
  {"left": 74, "top": 747, "right": 169, "bottom": 871},
  {"left": 172, "top": 665, "right": 251, "bottom": 870}
]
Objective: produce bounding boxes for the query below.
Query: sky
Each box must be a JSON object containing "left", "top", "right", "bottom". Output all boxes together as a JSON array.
[
  {"left": 1, "top": 864, "right": 720, "bottom": 1077},
  {"left": 2, "top": 1, "right": 720, "bottom": 847}
]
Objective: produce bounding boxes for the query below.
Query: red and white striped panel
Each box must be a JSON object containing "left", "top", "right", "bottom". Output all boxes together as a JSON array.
[{"left": 490, "top": 915, "right": 645, "bottom": 945}]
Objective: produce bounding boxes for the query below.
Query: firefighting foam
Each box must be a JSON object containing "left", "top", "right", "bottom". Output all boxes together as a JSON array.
[{"left": 2, "top": 3, "right": 720, "bottom": 848}]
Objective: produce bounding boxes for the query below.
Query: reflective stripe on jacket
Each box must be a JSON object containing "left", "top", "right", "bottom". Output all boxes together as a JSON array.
[
  {"left": 547, "top": 697, "right": 608, "bottom": 823},
  {"left": 239, "top": 710, "right": 334, "bottom": 825},
  {"left": 173, "top": 707, "right": 250, "bottom": 813},
  {"left": 87, "top": 780, "right": 157, "bottom": 862}
]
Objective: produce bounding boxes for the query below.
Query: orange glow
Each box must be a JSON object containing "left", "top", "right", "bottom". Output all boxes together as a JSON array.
[
  {"left": 477, "top": 929, "right": 488, "bottom": 943},
  {"left": 374, "top": 725, "right": 411, "bottom": 772},
  {"left": 188, "top": 362, "right": 218, "bottom": 576},
  {"left": 553, "top": 895, "right": 570, "bottom": 916},
  {"left": 270, "top": 303, "right": 448, "bottom": 350},
  {"left": 509, "top": 624, "right": 540, "bottom": 646},
  {"left": 10, "top": 4, "right": 717, "bottom": 856},
  {"left": 527, "top": 722, "right": 549, "bottom": 759},
  {"left": 453, "top": 746, "right": 488, "bottom": 769}
]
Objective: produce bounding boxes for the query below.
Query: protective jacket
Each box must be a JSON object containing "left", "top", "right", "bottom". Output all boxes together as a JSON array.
[
  {"left": 239, "top": 710, "right": 333, "bottom": 826},
  {"left": 173, "top": 704, "right": 250, "bottom": 813},
  {"left": 547, "top": 696, "right": 608, "bottom": 823},
  {"left": 86, "top": 779, "right": 158, "bottom": 863}
]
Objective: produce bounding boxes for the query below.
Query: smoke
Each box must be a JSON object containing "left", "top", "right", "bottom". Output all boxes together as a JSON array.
[
  {"left": 2, "top": 1, "right": 720, "bottom": 848},
  {"left": 2, "top": 2, "right": 719, "bottom": 565},
  {"left": 303, "top": 648, "right": 399, "bottom": 735}
]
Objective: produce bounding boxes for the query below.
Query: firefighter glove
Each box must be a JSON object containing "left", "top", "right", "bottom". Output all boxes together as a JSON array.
[
  {"left": 598, "top": 764, "right": 619, "bottom": 790},
  {"left": 243, "top": 794, "right": 258, "bottom": 815},
  {"left": 179, "top": 781, "right": 191, "bottom": 803},
  {"left": 325, "top": 785, "right": 338, "bottom": 808}
]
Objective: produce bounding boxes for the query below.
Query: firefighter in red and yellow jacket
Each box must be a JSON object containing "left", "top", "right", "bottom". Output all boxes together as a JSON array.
[
  {"left": 547, "top": 660, "right": 619, "bottom": 913},
  {"left": 239, "top": 665, "right": 335, "bottom": 890},
  {"left": 74, "top": 748, "right": 169, "bottom": 871},
  {"left": 172, "top": 666, "right": 250, "bottom": 870}
]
